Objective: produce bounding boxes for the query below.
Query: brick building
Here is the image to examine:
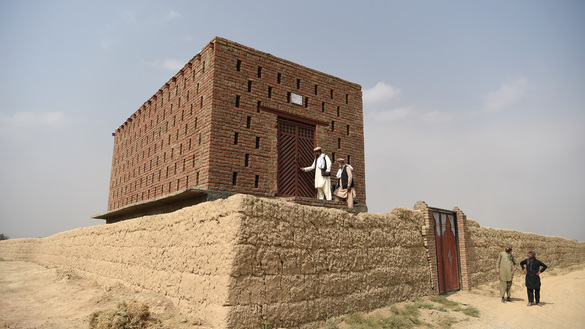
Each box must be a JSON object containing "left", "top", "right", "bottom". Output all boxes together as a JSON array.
[{"left": 96, "top": 37, "right": 366, "bottom": 222}]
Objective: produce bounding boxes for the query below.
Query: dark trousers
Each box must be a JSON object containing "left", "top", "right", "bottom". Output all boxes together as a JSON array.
[{"left": 527, "top": 288, "right": 540, "bottom": 303}]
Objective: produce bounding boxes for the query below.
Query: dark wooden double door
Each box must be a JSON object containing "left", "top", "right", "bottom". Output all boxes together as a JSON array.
[
  {"left": 277, "top": 117, "right": 315, "bottom": 197},
  {"left": 432, "top": 209, "right": 460, "bottom": 294}
]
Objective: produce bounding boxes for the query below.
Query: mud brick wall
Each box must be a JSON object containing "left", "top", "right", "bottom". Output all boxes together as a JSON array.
[
  {"left": 465, "top": 219, "right": 585, "bottom": 287},
  {"left": 2, "top": 194, "right": 584, "bottom": 328}
]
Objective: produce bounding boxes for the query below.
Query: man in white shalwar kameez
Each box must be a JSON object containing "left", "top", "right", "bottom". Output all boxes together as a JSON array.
[{"left": 300, "top": 147, "right": 332, "bottom": 200}]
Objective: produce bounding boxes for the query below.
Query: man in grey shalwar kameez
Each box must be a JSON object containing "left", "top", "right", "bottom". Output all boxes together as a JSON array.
[{"left": 496, "top": 243, "right": 516, "bottom": 303}]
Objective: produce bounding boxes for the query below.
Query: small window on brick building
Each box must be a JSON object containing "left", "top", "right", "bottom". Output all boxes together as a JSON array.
[
  {"left": 268, "top": 86, "right": 272, "bottom": 98},
  {"left": 232, "top": 172, "right": 238, "bottom": 185},
  {"left": 202, "top": 61, "right": 205, "bottom": 73},
  {"left": 314, "top": 84, "right": 318, "bottom": 95},
  {"left": 338, "top": 138, "right": 341, "bottom": 149},
  {"left": 305, "top": 97, "right": 309, "bottom": 108},
  {"left": 257, "top": 67, "right": 262, "bottom": 78},
  {"left": 296, "top": 79, "right": 301, "bottom": 89},
  {"left": 257, "top": 101, "right": 261, "bottom": 113},
  {"left": 246, "top": 116, "right": 251, "bottom": 128},
  {"left": 332, "top": 152, "right": 336, "bottom": 162},
  {"left": 185, "top": 123, "right": 188, "bottom": 135},
  {"left": 196, "top": 82, "right": 200, "bottom": 94},
  {"left": 192, "top": 154, "right": 195, "bottom": 167},
  {"left": 330, "top": 89, "right": 334, "bottom": 100},
  {"left": 347, "top": 124, "right": 350, "bottom": 135},
  {"left": 200, "top": 96, "right": 203, "bottom": 108},
  {"left": 234, "top": 132, "right": 239, "bottom": 145},
  {"left": 235, "top": 95, "right": 240, "bottom": 108},
  {"left": 348, "top": 155, "right": 351, "bottom": 164},
  {"left": 337, "top": 106, "right": 340, "bottom": 117},
  {"left": 248, "top": 81, "right": 252, "bottom": 92},
  {"left": 236, "top": 59, "right": 241, "bottom": 71},
  {"left": 277, "top": 73, "right": 281, "bottom": 84},
  {"left": 245, "top": 153, "right": 249, "bottom": 167},
  {"left": 255, "top": 137, "right": 260, "bottom": 149},
  {"left": 196, "top": 171, "right": 200, "bottom": 185},
  {"left": 345, "top": 94, "right": 349, "bottom": 104},
  {"left": 254, "top": 175, "right": 259, "bottom": 188},
  {"left": 321, "top": 102, "right": 325, "bottom": 112},
  {"left": 287, "top": 92, "right": 291, "bottom": 103},
  {"left": 198, "top": 132, "right": 202, "bottom": 145},
  {"left": 331, "top": 121, "right": 335, "bottom": 132}
]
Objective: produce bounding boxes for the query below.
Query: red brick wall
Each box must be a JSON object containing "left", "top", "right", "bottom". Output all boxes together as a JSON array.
[{"left": 107, "top": 37, "right": 366, "bottom": 212}]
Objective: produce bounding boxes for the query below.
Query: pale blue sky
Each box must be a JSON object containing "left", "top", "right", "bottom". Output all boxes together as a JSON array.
[{"left": 1, "top": 0, "right": 584, "bottom": 241}]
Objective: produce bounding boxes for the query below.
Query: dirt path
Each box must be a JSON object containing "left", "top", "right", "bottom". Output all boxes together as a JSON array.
[
  {"left": 0, "top": 260, "right": 198, "bottom": 328},
  {"left": 448, "top": 265, "right": 585, "bottom": 329},
  {"left": 1, "top": 260, "right": 584, "bottom": 328}
]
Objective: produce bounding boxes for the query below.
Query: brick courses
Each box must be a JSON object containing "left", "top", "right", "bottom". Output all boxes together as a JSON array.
[{"left": 107, "top": 37, "right": 366, "bottom": 213}]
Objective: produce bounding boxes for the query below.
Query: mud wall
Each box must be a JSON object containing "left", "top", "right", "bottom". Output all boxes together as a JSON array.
[
  {"left": 1, "top": 194, "right": 584, "bottom": 328},
  {"left": 464, "top": 219, "right": 585, "bottom": 287}
]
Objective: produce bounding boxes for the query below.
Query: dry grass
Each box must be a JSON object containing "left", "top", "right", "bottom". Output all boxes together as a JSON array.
[{"left": 88, "top": 300, "right": 161, "bottom": 329}]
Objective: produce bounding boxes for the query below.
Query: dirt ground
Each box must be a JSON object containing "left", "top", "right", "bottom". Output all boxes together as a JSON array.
[{"left": 1, "top": 260, "right": 584, "bottom": 329}]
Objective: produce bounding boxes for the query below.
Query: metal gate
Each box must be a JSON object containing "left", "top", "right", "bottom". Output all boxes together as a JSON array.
[
  {"left": 277, "top": 117, "right": 315, "bottom": 197},
  {"left": 431, "top": 208, "right": 460, "bottom": 294}
]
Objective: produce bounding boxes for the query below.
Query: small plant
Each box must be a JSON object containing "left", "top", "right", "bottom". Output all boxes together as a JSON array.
[
  {"left": 262, "top": 319, "right": 271, "bottom": 329},
  {"left": 462, "top": 305, "right": 480, "bottom": 318},
  {"left": 323, "top": 317, "right": 340, "bottom": 329}
]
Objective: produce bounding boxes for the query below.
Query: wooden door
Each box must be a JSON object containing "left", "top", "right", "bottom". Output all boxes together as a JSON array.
[
  {"left": 277, "top": 118, "right": 315, "bottom": 197},
  {"left": 432, "top": 210, "right": 460, "bottom": 293}
]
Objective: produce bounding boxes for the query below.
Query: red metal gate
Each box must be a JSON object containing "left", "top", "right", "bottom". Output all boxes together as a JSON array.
[
  {"left": 432, "top": 209, "right": 460, "bottom": 293},
  {"left": 277, "top": 118, "right": 315, "bottom": 197}
]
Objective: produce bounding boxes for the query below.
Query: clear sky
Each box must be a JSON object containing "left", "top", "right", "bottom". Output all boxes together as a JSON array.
[{"left": 1, "top": 0, "right": 584, "bottom": 241}]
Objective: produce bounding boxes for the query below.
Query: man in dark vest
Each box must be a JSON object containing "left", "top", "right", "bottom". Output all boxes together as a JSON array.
[{"left": 333, "top": 158, "right": 356, "bottom": 208}]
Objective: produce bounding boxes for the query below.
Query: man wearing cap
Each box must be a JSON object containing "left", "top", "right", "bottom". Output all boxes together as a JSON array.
[
  {"left": 520, "top": 250, "right": 548, "bottom": 306},
  {"left": 333, "top": 158, "right": 356, "bottom": 208},
  {"left": 496, "top": 244, "right": 517, "bottom": 303},
  {"left": 300, "top": 147, "right": 332, "bottom": 200}
]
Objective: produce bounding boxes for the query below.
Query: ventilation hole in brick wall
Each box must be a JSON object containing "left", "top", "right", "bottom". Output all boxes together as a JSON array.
[
  {"left": 173, "top": 115, "right": 176, "bottom": 127},
  {"left": 232, "top": 172, "right": 238, "bottom": 185},
  {"left": 314, "top": 84, "right": 318, "bottom": 95},
  {"left": 188, "top": 139, "right": 192, "bottom": 150},
  {"left": 305, "top": 97, "right": 309, "bottom": 108},
  {"left": 255, "top": 175, "right": 259, "bottom": 188},
  {"left": 345, "top": 94, "right": 349, "bottom": 104},
  {"left": 234, "top": 132, "right": 239, "bottom": 145},
  {"left": 245, "top": 153, "right": 250, "bottom": 167},
  {"left": 297, "top": 79, "right": 301, "bottom": 89},
  {"left": 197, "top": 83, "right": 200, "bottom": 94},
  {"left": 257, "top": 67, "right": 262, "bottom": 78},
  {"left": 196, "top": 171, "right": 199, "bottom": 185},
  {"left": 347, "top": 124, "right": 350, "bottom": 135},
  {"left": 178, "top": 97, "right": 181, "bottom": 107},
  {"left": 183, "top": 159, "right": 186, "bottom": 171},
  {"left": 235, "top": 95, "right": 240, "bottom": 108},
  {"left": 174, "top": 163, "right": 177, "bottom": 175},
  {"left": 166, "top": 167, "right": 169, "bottom": 178},
  {"left": 177, "top": 178, "right": 180, "bottom": 191},
  {"left": 202, "top": 61, "right": 205, "bottom": 73},
  {"left": 322, "top": 102, "right": 325, "bottom": 112},
  {"left": 248, "top": 81, "right": 252, "bottom": 92},
  {"left": 185, "top": 123, "right": 188, "bottom": 135},
  {"left": 331, "top": 121, "right": 335, "bottom": 132},
  {"left": 257, "top": 101, "right": 261, "bottom": 113},
  {"left": 287, "top": 92, "right": 291, "bottom": 103},
  {"left": 236, "top": 59, "right": 241, "bottom": 71},
  {"left": 348, "top": 155, "right": 351, "bottom": 165},
  {"left": 163, "top": 109, "right": 165, "bottom": 120},
  {"left": 268, "top": 86, "right": 272, "bottom": 98},
  {"left": 247, "top": 116, "right": 251, "bottom": 128},
  {"left": 185, "top": 175, "right": 189, "bottom": 188},
  {"left": 179, "top": 144, "right": 183, "bottom": 155},
  {"left": 168, "top": 181, "right": 172, "bottom": 191},
  {"left": 194, "top": 117, "right": 198, "bottom": 130},
  {"left": 163, "top": 152, "right": 166, "bottom": 161},
  {"left": 198, "top": 132, "right": 202, "bottom": 145},
  {"left": 277, "top": 73, "right": 281, "bottom": 84},
  {"left": 168, "top": 134, "right": 171, "bottom": 144},
  {"left": 337, "top": 106, "right": 340, "bottom": 117},
  {"left": 332, "top": 152, "right": 336, "bottom": 162},
  {"left": 338, "top": 138, "right": 341, "bottom": 149},
  {"left": 330, "top": 89, "right": 334, "bottom": 99},
  {"left": 255, "top": 137, "right": 260, "bottom": 149},
  {"left": 200, "top": 96, "right": 203, "bottom": 108},
  {"left": 192, "top": 154, "right": 195, "bottom": 167}
]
